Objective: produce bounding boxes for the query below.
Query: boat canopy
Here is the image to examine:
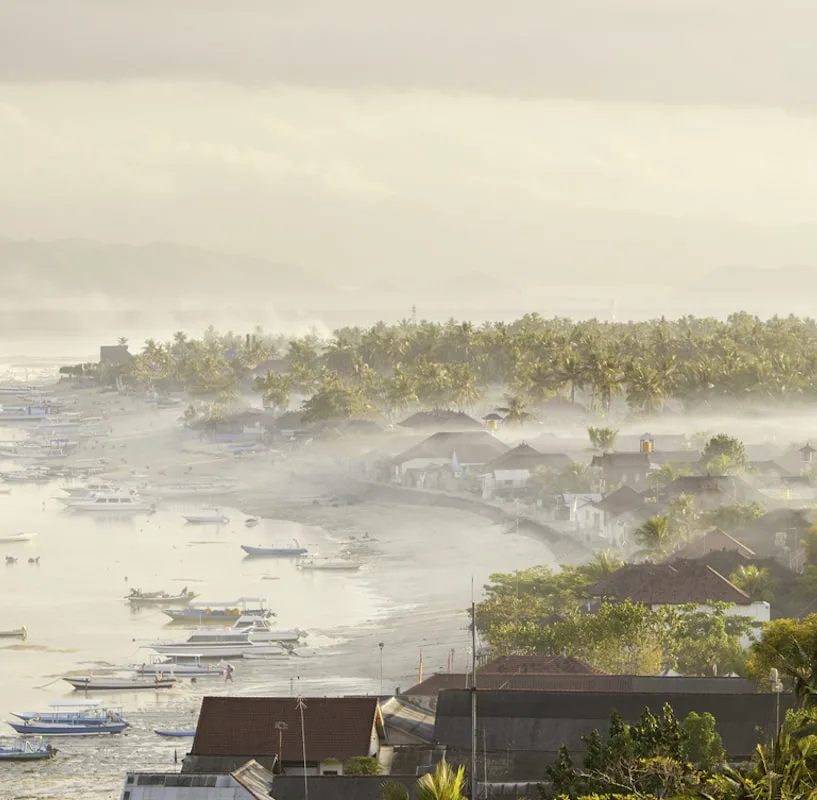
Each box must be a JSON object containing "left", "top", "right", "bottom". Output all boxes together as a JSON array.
[
  {"left": 191, "top": 597, "right": 266, "bottom": 607},
  {"left": 46, "top": 701, "right": 104, "bottom": 708}
]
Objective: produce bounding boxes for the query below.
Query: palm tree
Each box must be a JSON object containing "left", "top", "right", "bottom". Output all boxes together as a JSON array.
[
  {"left": 380, "top": 782, "right": 410, "bottom": 800},
  {"left": 254, "top": 371, "right": 292, "bottom": 412},
  {"left": 581, "top": 550, "right": 625, "bottom": 582},
  {"left": 415, "top": 760, "right": 467, "bottom": 800},
  {"left": 496, "top": 394, "right": 533, "bottom": 426},
  {"left": 729, "top": 565, "right": 774, "bottom": 601},
  {"left": 634, "top": 516, "right": 676, "bottom": 560},
  {"left": 588, "top": 426, "right": 618, "bottom": 451}
]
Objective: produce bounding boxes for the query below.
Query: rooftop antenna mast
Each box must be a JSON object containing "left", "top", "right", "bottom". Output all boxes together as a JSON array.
[
  {"left": 296, "top": 696, "right": 308, "bottom": 800},
  {"left": 471, "top": 575, "right": 478, "bottom": 800}
]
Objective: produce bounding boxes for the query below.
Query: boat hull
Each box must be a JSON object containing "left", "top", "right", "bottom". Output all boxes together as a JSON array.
[
  {"left": 183, "top": 516, "right": 229, "bottom": 525},
  {"left": 150, "top": 643, "right": 284, "bottom": 658},
  {"left": 65, "top": 677, "right": 176, "bottom": 691},
  {"left": 154, "top": 730, "right": 196, "bottom": 738},
  {"left": 241, "top": 545, "right": 308, "bottom": 557},
  {"left": 8, "top": 722, "right": 128, "bottom": 735}
]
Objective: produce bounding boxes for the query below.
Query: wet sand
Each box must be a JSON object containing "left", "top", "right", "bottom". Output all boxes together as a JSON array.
[{"left": 0, "top": 388, "right": 561, "bottom": 798}]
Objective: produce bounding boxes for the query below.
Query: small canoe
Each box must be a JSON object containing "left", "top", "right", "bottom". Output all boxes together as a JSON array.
[
  {"left": 241, "top": 544, "right": 308, "bottom": 558},
  {"left": 0, "top": 532, "right": 36, "bottom": 544},
  {"left": 183, "top": 515, "right": 229, "bottom": 525},
  {"left": 0, "top": 627, "right": 27, "bottom": 640},
  {"left": 154, "top": 729, "right": 196, "bottom": 738},
  {"left": 0, "top": 740, "right": 57, "bottom": 761},
  {"left": 64, "top": 676, "right": 177, "bottom": 691}
]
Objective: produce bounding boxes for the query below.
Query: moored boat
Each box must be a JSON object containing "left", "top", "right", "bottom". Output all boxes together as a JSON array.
[
  {"left": 296, "top": 553, "right": 362, "bottom": 571},
  {"left": 240, "top": 540, "right": 308, "bottom": 558},
  {"left": 148, "top": 629, "right": 289, "bottom": 659},
  {"left": 127, "top": 588, "right": 198, "bottom": 606},
  {"left": 0, "top": 532, "right": 36, "bottom": 543},
  {"left": 133, "top": 654, "right": 229, "bottom": 679},
  {"left": 0, "top": 626, "right": 27, "bottom": 640},
  {"left": 64, "top": 675, "right": 177, "bottom": 691},
  {"left": 154, "top": 729, "right": 195, "bottom": 738},
  {"left": 67, "top": 491, "right": 155, "bottom": 513},
  {"left": 162, "top": 597, "right": 270, "bottom": 624},
  {"left": 11, "top": 701, "right": 116, "bottom": 724},
  {"left": 232, "top": 615, "right": 303, "bottom": 644},
  {"left": 183, "top": 513, "right": 230, "bottom": 525},
  {"left": 8, "top": 719, "right": 129, "bottom": 736},
  {"left": 0, "top": 738, "right": 57, "bottom": 761},
  {"left": 8, "top": 703, "right": 129, "bottom": 735}
]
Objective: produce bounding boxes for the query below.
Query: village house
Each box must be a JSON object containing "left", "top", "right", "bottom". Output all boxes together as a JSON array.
[
  {"left": 122, "top": 760, "right": 274, "bottom": 800},
  {"left": 397, "top": 409, "right": 483, "bottom": 432},
  {"left": 478, "top": 442, "right": 573, "bottom": 498},
  {"left": 389, "top": 431, "right": 508, "bottom": 488},
  {"left": 586, "top": 560, "right": 770, "bottom": 644},
  {"left": 590, "top": 452, "right": 651, "bottom": 490},
  {"left": 99, "top": 344, "right": 132, "bottom": 367},
  {"left": 183, "top": 696, "right": 391, "bottom": 777},
  {"left": 668, "top": 528, "right": 756, "bottom": 561}
]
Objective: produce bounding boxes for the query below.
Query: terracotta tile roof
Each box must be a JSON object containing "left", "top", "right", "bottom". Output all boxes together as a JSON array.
[
  {"left": 480, "top": 655, "right": 604, "bottom": 675},
  {"left": 586, "top": 561, "right": 751, "bottom": 605},
  {"left": 593, "top": 486, "right": 645, "bottom": 515},
  {"left": 669, "top": 529, "right": 755, "bottom": 561},
  {"left": 397, "top": 410, "right": 482, "bottom": 430},
  {"left": 591, "top": 453, "right": 651, "bottom": 469},
  {"left": 485, "top": 443, "right": 573, "bottom": 472},
  {"left": 392, "top": 431, "right": 508, "bottom": 465},
  {"left": 191, "top": 697, "right": 383, "bottom": 762}
]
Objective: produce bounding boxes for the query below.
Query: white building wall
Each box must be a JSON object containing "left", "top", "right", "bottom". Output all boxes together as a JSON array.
[{"left": 122, "top": 775, "right": 253, "bottom": 800}]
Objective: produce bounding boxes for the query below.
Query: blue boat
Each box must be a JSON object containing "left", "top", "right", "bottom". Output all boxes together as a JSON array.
[
  {"left": 154, "top": 729, "right": 196, "bottom": 738},
  {"left": 11, "top": 701, "right": 118, "bottom": 725},
  {"left": 0, "top": 738, "right": 57, "bottom": 761},
  {"left": 8, "top": 703, "right": 129, "bottom": 736},
  {"left": 240, "top": 543, "right": 309, "bottom": 558},
  {"left": 8, "top": 719, "right": 128, "bottom": 736}
]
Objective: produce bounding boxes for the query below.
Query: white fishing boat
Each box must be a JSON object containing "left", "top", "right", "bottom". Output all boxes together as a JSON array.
[
  {"left": 132, "top": 654, "right": 230, "bottom": 678},
  {"left": 148, "top": 629, "right": 289, "bottom": 658},
  {"left": 0, "top": 532, "right": 36, "bottom": 543},
  {"left": 183, "top": 513, "right": 230, "bottom": 525},
  {"left": 232, "top": 615, "right": 303, "bottom": 644},
  {"left": 64, "top": 675, "right": 177, "bottom": 691},
  {"left": 296, "top": 553, "right": 362, "bottom": 571},
  {"left": 154, "top": 481, "right": 237, "bottom": 499},
  {"left": 61, "top": 481, "right": 118, "bottom": 497},
  {"left": 67, "top": 491, "right": 155, "bottom": 514}
]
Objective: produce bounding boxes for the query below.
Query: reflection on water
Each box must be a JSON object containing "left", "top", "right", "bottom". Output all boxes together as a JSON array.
[{"left": 0, "top": 465, "right": 557, "bottom": 798}]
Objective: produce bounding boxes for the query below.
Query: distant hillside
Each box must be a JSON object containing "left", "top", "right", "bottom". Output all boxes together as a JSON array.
[{"left": 0, "top": 239, "right": 329, "bottom": 301}]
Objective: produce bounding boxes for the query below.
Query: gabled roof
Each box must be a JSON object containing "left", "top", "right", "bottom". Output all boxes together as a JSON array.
[
  {"left": 669, "top": 529, "right": 755, "bottom": 561},
  {"left": 587, "top": 561, "right": 752, "bottom": 605},
  {"left": 591, "top": 452, "right": 651, "bottom": 469},
  {"left": 191, "top": 696, "right": 384, "bottom": 762},
  {"left": 650, "top": 450, "right": 702, "bottom": 466},
  {"left": 480, "top": 655, "right": 604, "bottom": 675},
  {"left": 593, "top": 485, "right": 645, "bottom": 515},
  {"left": 485, "top": 443, "right": 572, "bottom": 473},
  {"left": 663, "top": 475, "right": 759, "bottom": 503},
  {"left": 99, "top": 344, "right": 132, "bottom": 366},
  {"left": 393, "top": 431, "right": 509, "bottom": 465},
  {"left": 397, "top": 410, "right": 482, "bottom": 431}
]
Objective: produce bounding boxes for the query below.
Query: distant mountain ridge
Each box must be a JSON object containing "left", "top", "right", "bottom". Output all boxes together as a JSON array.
[{"left": 0, "top": 239, "right": 329, "bottom": 300}]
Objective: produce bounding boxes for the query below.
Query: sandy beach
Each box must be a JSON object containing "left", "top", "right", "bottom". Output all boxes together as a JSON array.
[{"left": 0, "top": 384, "right": 566, "bottom": 799}]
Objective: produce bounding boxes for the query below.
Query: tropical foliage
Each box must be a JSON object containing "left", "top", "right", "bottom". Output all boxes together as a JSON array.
[{"left": 103, "top": 312, "right": 817, "bottom": 422}]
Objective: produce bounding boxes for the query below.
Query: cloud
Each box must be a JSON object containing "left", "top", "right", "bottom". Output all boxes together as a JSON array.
[{"left": 2, "top": 1, "right": 817, "bottom": 108}]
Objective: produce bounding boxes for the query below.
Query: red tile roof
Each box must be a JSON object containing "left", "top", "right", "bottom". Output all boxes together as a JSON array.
[
  {"left": 480, "top": 655, "right": 604, "bottom": 675},
  {"left": 587, "top": 561, "right": 751, "bottom": 605},
  {"left": 669, "top": 529, "right": 755, "bottom": 561},
  {"left": 192, "top": 697, "right": 383, "bottom": 762}
]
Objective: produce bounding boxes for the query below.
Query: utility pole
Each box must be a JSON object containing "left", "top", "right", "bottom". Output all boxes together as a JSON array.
[
  {"left": 296, "top": 697, "right": 308, "bottom": 800},
  {"left": 471, "top": 579, "right": 478, "bottom": 800},
  {"left": 274, "top": 721, "right": 288, "bottom": 781}
]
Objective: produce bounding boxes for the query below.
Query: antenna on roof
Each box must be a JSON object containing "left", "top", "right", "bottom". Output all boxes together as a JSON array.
[{"left": 296, "top": 696, "right": 308, "bottom": 800}]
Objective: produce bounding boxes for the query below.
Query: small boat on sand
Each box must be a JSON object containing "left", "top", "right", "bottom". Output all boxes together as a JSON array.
[
  {"left": 12, "top": 702, "right": 117, "bottom": 724},
  {"left": 154, "top": 729, "right": 195, "bottom": 738},
  {"left": 133, "top": 654, "right": 229, "bottom": 679},
  {"left": 232, "top": 615, "right": 303, "bottom": 644},
  {"left": 0, "top": 532, "right": 36, "bottom": 544},
  {"left": 64, "top": 675, "right": 177, "bottom": 691},
  {"left": 127, "top": 588, "right": 198, "bottom": 606},
  {"left": 162, "top": 597, "right": 270, "bottom": 623},
  {"left": 8, "top": 704, "right": 129, "bottom": 736},
  {"left": 183, "top": 514, "right": 229, "bottom": 525},
  {"left": 0, "top": 738, "right": 57, "bottom": 761},
  {"left": 240, "top": 541, "right": 308, "bottom": 558},
  {"left": 297, "top": 553, "right": 362, "bottom": 571},
  {"left": 0, "top": 627, "right": 27, "bottom": 640}
]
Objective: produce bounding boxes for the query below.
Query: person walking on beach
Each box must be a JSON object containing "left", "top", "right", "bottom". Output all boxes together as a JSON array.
[{"left": 225, "top": 663, "right": 235, "bottom": 683}]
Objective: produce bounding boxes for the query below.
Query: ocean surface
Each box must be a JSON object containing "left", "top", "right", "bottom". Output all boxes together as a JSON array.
[{"left": 0, "top": 350, "right": 558, "bottom": 799}]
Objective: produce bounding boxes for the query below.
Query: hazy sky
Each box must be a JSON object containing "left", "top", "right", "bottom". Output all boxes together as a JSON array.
[{"left": 2, "top": 1, "right": 817, "bottom": 283}]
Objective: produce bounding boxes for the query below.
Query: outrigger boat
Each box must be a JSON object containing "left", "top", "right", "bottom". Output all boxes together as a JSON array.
[
  {"left": 240, "top": 541, "right": 308, "bottom": 558},
  {"left": 183, "top": 513, "right": 230, "bottom": 525},
  {"left": 127, "top": 588, "right": 198, "bottom": 606},
  {"left": 162, "top": 597, "right": 270, "bottom": 624},
  {"left": 64, "top": 675, "right": 177, "bottom": 691},
  {"left": 0, "top": 532, "right": 36, "bottom": 543},
  {"left": 133, "top": 654, "right": 229, "bottom": 679},
  {"left": 0, "top": 738, "right": 57, "bottom": 761},
  {"left": 148, "top": 629, "right": 289, "bottom": 659},
  {"left": 7, "top": 703, "right": 129, "bottom": 735}
]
